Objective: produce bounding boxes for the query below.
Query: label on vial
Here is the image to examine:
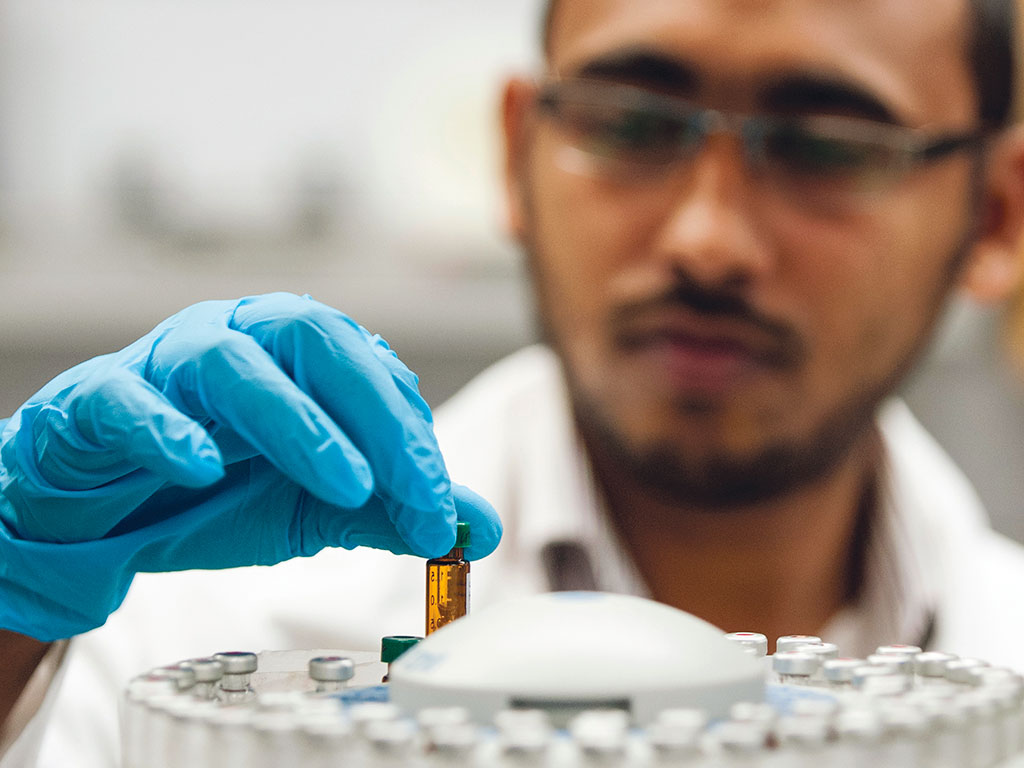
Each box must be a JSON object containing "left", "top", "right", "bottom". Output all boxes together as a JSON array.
[{"left": 427, "top": 560, "right": 469, "bottom": 634}]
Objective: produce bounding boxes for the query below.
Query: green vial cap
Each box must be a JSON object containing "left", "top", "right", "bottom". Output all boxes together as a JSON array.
[
  {"left": 381, "top": 635, "right": 422, "bottom": 664},
  {"left": 455, "top": 521, "right": 471, "bottom": 548}
]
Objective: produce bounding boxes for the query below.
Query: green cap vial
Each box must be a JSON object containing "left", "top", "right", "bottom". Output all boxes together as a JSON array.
[
  {"left": 381, "top": 635, "right": 422, "bottom": 684},
  {"left": 381, "top": 635, "right": 422, "bottom": 665},
  {"left": 455, "top": 521, "right": 471, "bottom": 549}
]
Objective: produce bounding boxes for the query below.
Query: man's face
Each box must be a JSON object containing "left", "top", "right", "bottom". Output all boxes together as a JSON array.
[{"left": 508, "top": 0, "right": 987, "bottom": 505}]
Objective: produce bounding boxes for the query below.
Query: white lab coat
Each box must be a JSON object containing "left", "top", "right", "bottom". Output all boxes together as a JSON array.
[{"left": 10, "top": 344, "right": 1024, "bottom": 767}]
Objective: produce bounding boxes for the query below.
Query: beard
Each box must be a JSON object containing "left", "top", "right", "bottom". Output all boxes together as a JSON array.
[
  {"left": 571, "top": 375, "right": 887, "bottom": 509},
  {"left": 523, "top": 239, "right": 975, "bottom": 512}
]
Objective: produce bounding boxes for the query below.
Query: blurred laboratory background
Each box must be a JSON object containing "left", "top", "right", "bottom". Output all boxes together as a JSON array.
[
  {"left": 0, "top": 0, "right": 539, "bottom": 413},
  {"left": 0, "top": 0, "right": 1022, "bottom": 544}
]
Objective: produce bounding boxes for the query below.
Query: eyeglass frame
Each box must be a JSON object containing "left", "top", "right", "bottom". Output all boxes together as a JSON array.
[{"left": 532, "top": 77, "right": 990, "bottom": 202}]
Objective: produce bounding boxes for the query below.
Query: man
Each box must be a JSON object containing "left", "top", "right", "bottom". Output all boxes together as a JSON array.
[
  {"left": 2, "top": 0, "right": 1024, "bottom": 764},
  {"left": 490, "top": 0, "right": 1024, "bottom": 647}
]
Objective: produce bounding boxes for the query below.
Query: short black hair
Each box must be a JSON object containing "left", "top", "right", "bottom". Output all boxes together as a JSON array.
[
  {"left": 969, "top": 0, "right": 1017, "bottom": 127},
  {"left": 541, "top": 0, "right": 1018, "bottom": 128}
]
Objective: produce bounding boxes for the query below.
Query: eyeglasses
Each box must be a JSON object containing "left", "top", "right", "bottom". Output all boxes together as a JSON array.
[{"left": 535, "top": 78, "right": 987, "bottom": 212}]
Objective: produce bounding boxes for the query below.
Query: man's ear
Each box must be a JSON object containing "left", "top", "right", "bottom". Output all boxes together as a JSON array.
[
  {"left": 960, "top": 124, "right": 1024, "bottom": 303},
  {"left": 501, "top": 77, "right": 538, "bottom": 242}
]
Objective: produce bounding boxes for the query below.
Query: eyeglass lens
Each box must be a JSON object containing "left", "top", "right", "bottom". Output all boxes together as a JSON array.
[{"left": 538, "top": 80, "right": 974, "bottom": 214}]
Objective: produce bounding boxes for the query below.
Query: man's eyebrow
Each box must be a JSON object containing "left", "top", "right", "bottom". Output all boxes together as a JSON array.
[
  {"left": 565, "top": 53, "right": 903, "bottom": 125},
  {"left": 570, "top": 48, "right": 697, "bottom": 92},
  {"left": 760, "top": 74, "right": 902, "bottom": 125}
]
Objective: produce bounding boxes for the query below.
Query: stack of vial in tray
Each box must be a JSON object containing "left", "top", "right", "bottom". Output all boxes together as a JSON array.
[{"left": 121, "top": 636, "right": 1024, "bottom": 768}]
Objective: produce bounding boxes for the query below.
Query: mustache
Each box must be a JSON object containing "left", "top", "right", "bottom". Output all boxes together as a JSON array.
[{"left": 610, "top": 273, "right": 808, "bottom": 368}]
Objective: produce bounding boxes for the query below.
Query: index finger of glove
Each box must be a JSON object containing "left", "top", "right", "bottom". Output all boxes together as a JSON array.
[
  {"left": 302, "top": 482, "right": 502, "bottom": 560},
  {"left": 366, "top": 333, "right": 432, "bottom": 424},
  {"left": 228, "top": 294, "right": 454, "bottom": 551},
  {"left": 149, "top": 328, "right": 374, "bottom": 508}
]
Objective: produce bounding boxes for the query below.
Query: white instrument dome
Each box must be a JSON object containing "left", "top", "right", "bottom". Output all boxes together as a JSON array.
[{"left": 388, "top": 591, "right": 764, "bottom": 725}]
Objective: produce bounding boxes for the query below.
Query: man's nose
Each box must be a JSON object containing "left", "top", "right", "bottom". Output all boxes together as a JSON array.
[{"left": 651, "top": 133, "right": 773, "bottom": 290}]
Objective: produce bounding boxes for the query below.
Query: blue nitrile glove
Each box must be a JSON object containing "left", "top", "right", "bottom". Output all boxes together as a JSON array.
[{"left": 0, "top": 292, "right": 501, "bottom": 641}]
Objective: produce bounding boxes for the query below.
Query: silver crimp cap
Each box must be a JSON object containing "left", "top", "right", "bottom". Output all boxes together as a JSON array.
[
  {"left": 773, "top": 651, "right": 819, "bottom": 677},
  {"left": 875, "top": 644, "right": 922, "bottom": 658},
  {"left": 945, "top": 658, "right": 989, "bottom": 685},
  {"left": 214, "top": 651, "right": 258, "bottom": 693},
  {"left": 308, "top": 656, "right": 356, "bottom": 683},
  {"left": 867, "top": 653, "right": 914, "bottom": 674},
  {"left": 775, "top": 635, "right": 822, "bottom": 654},
  {"left": 914, "top": 651, "right": 958, "bottom": 677},
  {"left": 183, "top": 658, "right": 224, "bottom": 684},
  {"left": 213, "top": 651, "right": 258, "bottom": 675},
  {"left": 823, "top": 658, "right": 864, "bottom": 683},
  {"left": 795, "top": 642, "right": 840, "bottom": 661},
  {"left": 725, "top": 632, "right": 769, "bottom": 658}
]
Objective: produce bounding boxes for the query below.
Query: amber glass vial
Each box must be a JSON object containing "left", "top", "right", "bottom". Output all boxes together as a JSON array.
[{"left": 426, "top": 522, "right": 470, "bottom": 635}]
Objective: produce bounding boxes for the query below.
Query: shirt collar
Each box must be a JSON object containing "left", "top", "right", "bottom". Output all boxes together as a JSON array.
[{"left": 821, "top": 431, "right": 938, "bottom": 656}]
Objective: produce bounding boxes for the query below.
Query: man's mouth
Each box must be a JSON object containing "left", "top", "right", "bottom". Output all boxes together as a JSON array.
[{"left": 613, "top": 310, "right": 804, "bottom": 395}]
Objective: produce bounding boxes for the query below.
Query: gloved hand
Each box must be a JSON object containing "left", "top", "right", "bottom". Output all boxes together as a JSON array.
[{"left": 0, "top": 292, "right": 501, "bottom": 641}]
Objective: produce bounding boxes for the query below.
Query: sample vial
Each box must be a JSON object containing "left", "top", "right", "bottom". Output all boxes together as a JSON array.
[
  {"left": 426, "top": 522, "right": 471, "bottom": 635},
  {"left": 772, "top": 651, "right": 819, "bottom": 685},
  {"left": 851, "top": 664, "right": 911, "bottom": 695},
  {"left": 574, "top": 728, "right": 628, "bottom": 765},
  {"left": 308, "top": 656, "right": 355, "bottom": 694},
  {"left": 160, "top": 697, "right": 220, "bottom": 768},
  {"left": 349, "top": 703, "right": 401, "bottom": 734},
  {"left": 204, "top": 707, "right": 256, "bottom": 768},
  {"left": 914, "top": 651, "right": 958, "bottom": 685},
  {"left": 656, "top": 708, "right": 709, "bottom": 734},
  {"left": 297, "top": 714, "right": 353, "bottom": 767},
  {"left": 834, "top": 708, "right": 885, "bottom": 764},
  {"left": 823, "top": 658, "right": 864, "bottom": 689},
  {"left": 877, "top": 704, "right": 929, "bottom": 767},
  {"left": 416, "top": 706, "right": 470, "bottom": 730},
  {"left": 988, "top": 684, "right": 1024, "bottom": 759},
  {"left": 494, "top": 709, "right": 552, "bottom": 733},
  {"left": 213, "top": 651, "right": 258, "bottom": 704},
  {"left": 363, "top": 718, "right": 419, "bottom": 767},
  {"left": 724, "top": 632, "right": 769, "bottom": 658},
  {"left": 123, "top": 674, "right": 181, "bottom": 768},
  {"left": 958, "top": 693, "right": 1001, "bottom": 768},
  {"left": 496, "top": 724, "right": 552, "bottom": 766},
  {"left": 252, "top": 710, "right": 303, "bottom": 766},
  {"left": 646, "top": 722, "right": 703, "bottom": 765},
  {"left": 916, "top": 697, "right": 971, "bottom": 768},
  {"left": 876, "top": 644, "right": 923, "bottom": 658},
  {"left": 181, "top": 658, "right": 224, "bottom": 700},
  {"left": 153, "top": 664, "right": 197, "bottom": 694},
  {"left": 729, "top": 702, "right": 777, "bottom": 733},
  {"left": 568, "top": 710, "right": 630, "bottom": 766},
  {"left": 775, "top": 635, "right": 822, "bottom": 654},
  {"left": 775, "top": 713, "right": 830, "bottom": 760},
  {"left": 380, "top": 635, "right": 422, "bottom": 684},
  {"left": 867, "top": 653, "right": 914, "bottom": 676},
  {"left": 715, "top": 720, "right": 769, "bottom": 764},
  {"left": 795, "top": 642, "right": 840, "bottom": 682},
  {"left": 424, "top": 723, "right": 479, "bottom": 767},
  {"left": 945, "top": 657, "right": 989, "bottom": 685},
  {"left": 789, "top": 697, "right": 840, "bottom": 720},
  {"left": 796, "top": 641, "right": 840, "bottom": 662}
]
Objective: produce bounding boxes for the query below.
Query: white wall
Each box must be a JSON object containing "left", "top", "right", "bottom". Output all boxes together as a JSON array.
[{"left": 0, "top": 0, "right": 544, "bottom": 409}]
